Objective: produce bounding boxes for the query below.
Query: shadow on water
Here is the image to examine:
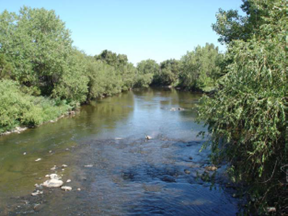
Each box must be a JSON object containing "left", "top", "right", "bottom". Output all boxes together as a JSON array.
[{"left": 0, "top": 88, "right": 240, "bottom": 215}]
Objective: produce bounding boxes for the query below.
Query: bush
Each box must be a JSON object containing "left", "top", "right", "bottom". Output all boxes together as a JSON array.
[{"left": 0, "top": 80, "right": 70, "bottom": 132}]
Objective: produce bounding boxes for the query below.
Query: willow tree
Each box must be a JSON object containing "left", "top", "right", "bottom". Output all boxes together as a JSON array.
[{"left": 198, "top": 0, "right": 287, "bottom": 213}]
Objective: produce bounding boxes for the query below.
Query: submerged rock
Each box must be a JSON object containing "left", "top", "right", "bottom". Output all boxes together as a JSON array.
[
  {"left": 34, "top": 204, "right": 42, "bottom": 211},
  {"left": 170, "top": 108, "right": 176, "bottom": 111},
  {"left": 84, "top": 164, "right": 93, "bottom": 168},
  {"left": 184, "top": 169, "right": 191, "bottom": 174},
  {"left": 160, "top": 175, "right": 176, "bottom": 183},
  {"left": 34, "top": 183, "right": 43, "bottom": 189},
  {"left": 205, "top": 166, "right": 218, "bottom": 171},
  {"left": 31, "top": 190, "right": 43, "bottom": 196},
  {"left": 50, "top": 165, "right": 57, "bottom": 171},
  {"left": 145, "top": 135, "right": 152, "bottom": 140}
]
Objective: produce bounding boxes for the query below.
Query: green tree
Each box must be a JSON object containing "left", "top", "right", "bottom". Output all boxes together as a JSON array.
[
  {"left": 135, "top": 59, "right": 159, "bottom": 88},
  {"left": 199, "top": 0, "right": 288, "bottom": 213},
  {"left": 212, "top": 0, "right": 274, "bottom": 44},
  {"left": 0, "top": 7, "right": 73, "bottom": 95},
  {"left": 179, "top": 43, "right": 223, "bottom": 92},
  {"left": 153, "top": 59, "right": 181, "bottom": 86}
]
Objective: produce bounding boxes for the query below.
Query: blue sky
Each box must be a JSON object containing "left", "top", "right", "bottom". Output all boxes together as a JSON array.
[{"left": 1, "top": 0, "right": 243, "bottom": 64}]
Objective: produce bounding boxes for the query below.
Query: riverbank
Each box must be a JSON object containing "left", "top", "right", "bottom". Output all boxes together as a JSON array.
[{"left": 0, "top": 110, "right": 77, "bottom": 136}]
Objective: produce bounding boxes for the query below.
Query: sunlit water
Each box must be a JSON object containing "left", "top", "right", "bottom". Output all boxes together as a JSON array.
[{"left": 0, "top": 88, "right": 239, "bottom": 215}]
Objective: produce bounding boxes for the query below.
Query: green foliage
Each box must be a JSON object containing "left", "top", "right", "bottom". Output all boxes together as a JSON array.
[
  {"left": 135, "top": 59, "right": 159, "bottom": 88},
  {"left": 0, "top": 7, "right": 143, "bottom": 133},
  {"left": 95, "top": 50, "right": 139, "bottom": 91},
  {"left": 0, "top": 7, "right": 72, "bottom": 95},
  {"left": 0, "top": 80, "right": 70, "bottom": 132},
  {"left": 212, "top": 0, "right": 272, "bottom": 44},
  {"left": 52, "top": 49, "right": 89, "bottom": 103},
  {"left": 87, "top": 60, "right": 122, "bottom": 99},
  {"left": 179, "top": 43, "right": 223, "bottom": 92},
  {"left": 153, "top": 59, "right": 181, "bottom": 86},
  {"left": 199, "top": 0, "right": 288, "bottom": 213},
  {"left": 0, "top": 54, "right": 13, "bottom": 79}
]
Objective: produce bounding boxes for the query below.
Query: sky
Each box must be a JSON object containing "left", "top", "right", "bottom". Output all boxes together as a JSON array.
[{"left": 0, "top": 0, "right": 243, "bottom": 65}]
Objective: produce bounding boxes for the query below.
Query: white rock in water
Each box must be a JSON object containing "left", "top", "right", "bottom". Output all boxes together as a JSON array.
[
  {"left": 61, "top": 186, "right": 72, "bottom": 191},
  {"left": 45, "top": 174, "right": 50, "bottom": 178},
  {"left": 77, "top": 188, "right": 81, "bottom": 191},
  {"left": 49, "top": 150, "right": 52, "bottom": 153},
  {"left": 23, "top": 152, "right": 27, "bottom": 155},
  {"left": 35, "top": 158, "right": 42, "bottom": 162},
  {"left": 66, "top": 179, "right": 71, "bottom": 183},
  {"left": 49, "top": 174, "right": 60, "bottom": 179},
  {"left": 84, "top": 164, "right": 93, "bottom": 168},
  {"left": 50, "top": 165, "right": 57, "bottom": 170},
  {"left": 34, "top": 183, "right": 42, "bottom": 188},
  {"left": 42, "top": 179, "right": 63, "bottom": 188},
  {"left": 62, "top": 164, "right": 68, "bottom": 168},
  {"left": 145, "top": 136, "right": 152, "bottom": 140},
  {"left": 31, "top": 190, "right": 43, "bottom": 196}
]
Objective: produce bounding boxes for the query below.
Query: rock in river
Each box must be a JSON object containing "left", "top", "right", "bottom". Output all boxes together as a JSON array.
[
  {"left": 61, "top": 186, "right": 72, "bottom": 191},
  {"left": 160, "top": 175, "right": 176, "bottom": 183},
  {"left": 43, "top": 179, "right": 63, "bottom": 188},
  {"left": 205, "top": 166, "right": 218, "bottom": 171},
  {"left": 145, "top": 135, "right": 152, "bottom": 140},
  {"left": 184, "top": 169, "right": 191, "bottom": 174},
  {"left": 31, "top": 190, "right": 43, "bottom": 196},
  {"left": 42, "top": 174, "right": 63, "bottom": 188}
]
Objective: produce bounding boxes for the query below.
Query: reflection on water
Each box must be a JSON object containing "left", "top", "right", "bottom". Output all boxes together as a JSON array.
[{"left": 0, "top": 88, "right": 239, "bottom": 215}]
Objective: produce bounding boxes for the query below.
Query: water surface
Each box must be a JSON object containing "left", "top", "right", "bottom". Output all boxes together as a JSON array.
[{"left": 0, "top": 88, "right": 239, "bottom": 215}]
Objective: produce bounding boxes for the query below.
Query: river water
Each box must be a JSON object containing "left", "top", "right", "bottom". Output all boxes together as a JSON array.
[{"left": 0, "top": 88, "right": 239, "bottom": 215}]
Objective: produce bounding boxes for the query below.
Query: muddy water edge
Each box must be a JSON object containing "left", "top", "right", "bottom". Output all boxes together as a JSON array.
[{"left": 0, "top": 88, "right": 241, "bottom": 215}]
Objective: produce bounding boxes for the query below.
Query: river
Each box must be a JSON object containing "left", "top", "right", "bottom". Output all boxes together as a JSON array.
[{"left": 0, "top": 88, "right": 239, "bottom": 215}]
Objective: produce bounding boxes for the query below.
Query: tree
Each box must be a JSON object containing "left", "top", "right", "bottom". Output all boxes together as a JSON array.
[
  {"left": 212, "top": 0, "right": 274, "bottom": 44},
  {"left": 0, "top": 6, "right": 73, "bottom": 95},
  {"left": 199, "top": 0, "right": 288, "bottom": 213},
  {"left": 153, "top": 59, "right": 181, "bottom": 86},
  {"left": 179, "top": 43, "right": 223, "bottom": 92},
  {"left": 135, "top": 59, "right": 159, "bottom": 88}
]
